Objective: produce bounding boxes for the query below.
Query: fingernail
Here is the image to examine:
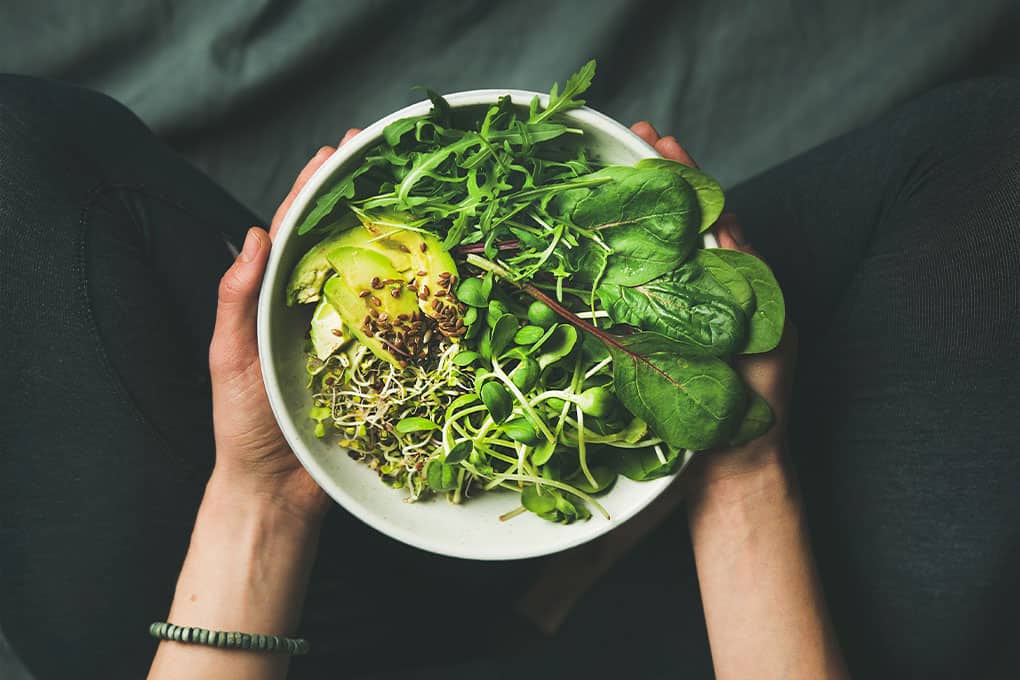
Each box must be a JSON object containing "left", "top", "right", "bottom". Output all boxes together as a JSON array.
[{"left": 240, "top": 228, "right": 261, "bottom": 262}]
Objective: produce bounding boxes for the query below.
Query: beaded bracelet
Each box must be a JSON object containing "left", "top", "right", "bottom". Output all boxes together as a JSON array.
[{"left": 149, "top": 622, "right": 310, "bottom": 655}]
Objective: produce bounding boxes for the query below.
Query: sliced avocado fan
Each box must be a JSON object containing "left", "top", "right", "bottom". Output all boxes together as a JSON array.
[{"left": 287, "top": 210, "right": 466, "bottom": 364}]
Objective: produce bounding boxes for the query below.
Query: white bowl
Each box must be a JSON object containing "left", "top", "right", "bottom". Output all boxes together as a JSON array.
[{"left": 258, "top": 89, "right": 714, "bottom": 560}]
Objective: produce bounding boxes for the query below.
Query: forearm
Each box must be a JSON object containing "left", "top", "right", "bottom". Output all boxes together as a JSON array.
[
  {"left": 148, "top": 469, "right": 322, "bottom": 680},
  {"left": 686, "top": 448, "right": 849, "bottom": 680}
]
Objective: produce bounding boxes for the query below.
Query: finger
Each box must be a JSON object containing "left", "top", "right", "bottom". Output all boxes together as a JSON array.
[
  {"left": 339, "top": 127, "right": 361, "bottom": 146},
  {"left": 654, "top": 135, "right": 698, "bottom": 167},
  {"left": 210, "top": 227, "right": 271, "bottom": 379},
  {"left": 270, "top": 145, "right": 336, "bottom": 238},
  {"left": 712, "top": 213, "right": 767, "bottom": 259},
  {"left": 630, "top": 121, "right": 660, "bottom": 146}
]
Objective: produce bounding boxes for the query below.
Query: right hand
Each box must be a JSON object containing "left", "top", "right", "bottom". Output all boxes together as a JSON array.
[{"left": 630, "top": 121, "right": 797, "bottom": 494}]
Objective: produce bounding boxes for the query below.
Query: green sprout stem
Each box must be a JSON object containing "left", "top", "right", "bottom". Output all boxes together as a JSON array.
[{"left": 490, "top": 358, "right": 556, "bottom": 443}]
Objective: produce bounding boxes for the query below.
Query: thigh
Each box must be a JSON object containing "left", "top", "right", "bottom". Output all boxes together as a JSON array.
[
  {"left": 0, "top": 76, "right": 257, "bottom": 678},
  {"left": 729, "top": 76, "right": 1020, "bottom": 678}
]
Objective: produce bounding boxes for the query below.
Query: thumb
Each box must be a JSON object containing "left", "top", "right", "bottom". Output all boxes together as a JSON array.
[{"left": 210, "top": 227, "right": 271, "bottom": 379}]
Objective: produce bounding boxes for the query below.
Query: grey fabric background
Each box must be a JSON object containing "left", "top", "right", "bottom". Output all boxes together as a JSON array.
[
  {"left": 2, "top": 1, "right": 1019, "bottom": 678},
  {"left": 4, "top": 0, "right": 1019, "bottom": 222}
]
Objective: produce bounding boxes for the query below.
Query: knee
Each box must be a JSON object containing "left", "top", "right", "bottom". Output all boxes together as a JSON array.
[
  {"left": 886, "top": 76, "right": 1020, "bottom": 244},
  {"left": 0, "top": 75, "right": 140, "bottom": 159},
  {"left": 897, "top": 76, "right": 1020, "bottom": 183}
]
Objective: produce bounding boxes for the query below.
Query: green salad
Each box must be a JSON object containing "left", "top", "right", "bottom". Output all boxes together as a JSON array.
[{"left": 285, "top": 61, "right": 785, "bottom": 523}]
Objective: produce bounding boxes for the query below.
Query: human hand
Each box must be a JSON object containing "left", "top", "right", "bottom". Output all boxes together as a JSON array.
[
  {"left": 630, "top": 121, "right": 797, "bottom": 497},
  {"left": 207, "top": 129, "right": 361, "bottom": 524}
]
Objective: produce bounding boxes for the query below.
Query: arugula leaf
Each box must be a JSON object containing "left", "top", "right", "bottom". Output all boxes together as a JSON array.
[
  {"left": 531, "top": 59, "right": 596, "bottom": 123},
  {"left": 296, "top": 157, "right": 386, "bottom": 235}
]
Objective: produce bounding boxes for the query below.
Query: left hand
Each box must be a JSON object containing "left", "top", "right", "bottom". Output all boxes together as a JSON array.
[{"left": 207, "top": 129, "right": 360, "bottom": 524}]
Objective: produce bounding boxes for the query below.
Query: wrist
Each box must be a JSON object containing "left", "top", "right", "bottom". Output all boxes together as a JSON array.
[
  {"left": 165, "top": 474, "right": 323, "bottom": 635},
  {"left": 684, "top": 442, "right": 792, "bottom": 509},
  {"left": 206, "top": 463, "right": 329, "bottom": 530}
]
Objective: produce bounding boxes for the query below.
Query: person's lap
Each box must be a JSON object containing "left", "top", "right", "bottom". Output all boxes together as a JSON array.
[{"left": 1, "top": 73, "right": 1017, "bottom": 679}]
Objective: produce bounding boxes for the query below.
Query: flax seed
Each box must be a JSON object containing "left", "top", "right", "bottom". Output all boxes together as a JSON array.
[
  {"left": 419, "top": 242, "right": 427, "bottom": 253},
  {"left": 370, "top": 296, "right": 382, "bottom": 306},
  {"left": 359, "top": 290, "right": 371, "bottom": 298},
  {"left": 371, "top": 276, "right": 382, "bottom": 289}
]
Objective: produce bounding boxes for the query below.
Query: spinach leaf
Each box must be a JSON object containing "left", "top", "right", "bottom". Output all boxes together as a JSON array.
[
  {"left": 636, "top": 158, "right": 724, "bottom": 233},
  {"left": 598, "top": 274, "right": 747, "bottom": 357},
  {"left": 711, "top": 249, "right": 785, "bottom": 354},
  {"left": 727, "top": 392, "right": 774, "bottom": 446},
  {"left": 608, "top": 332, "right": 746, "bottom": 450},
  {"left": 551, "top": 166, "right": 699, "bottom": 286},
  {"left": 607, "top": 445, "right": 683, "bottom": 481},
  {"left": 674, "top": 249, "right": 755, "bottom": 316}
]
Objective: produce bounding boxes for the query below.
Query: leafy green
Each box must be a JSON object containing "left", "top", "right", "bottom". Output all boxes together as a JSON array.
[
  {"left": 395, "top": 417, "right": 439, "bottom": 434},
  {"left": 426, "top": 461, "right": 459, "bottom": 491},
  {"left": 635, "top": 158, "right": 725, "bottom": 233},
  {"left": 607, "top": 333, "right": 746, "bottom": 450},
  {"left": 674, "top": 249, "right": 755, "bottom": 315},
  {"left": 531, "top": 59, "right": 596, "bottom": 123},
  {"left": 711, "top": 249, "right": 785, "bottom": 353},
  {"left": 479, "top": 381, "right": 513, "bottom": 423},
  {"left": 727, "top": 392, "right": 774, "bottom": 447},
  {"left": 607, "top": 445, "right": 683, "bottom": 481},
  {"left": 598, "top": 273, "right": 747, "bottom": 357},
  {"left": 444, "top": 440, "right": 473, "bottom": 464},
  {"left": 550, "top": 166, "right": 699, "bottom": 286}
]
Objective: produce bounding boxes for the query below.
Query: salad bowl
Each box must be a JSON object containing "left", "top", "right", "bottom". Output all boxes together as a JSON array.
[{"left": 258, "top": 89, "right": 714, "bottom": 560}]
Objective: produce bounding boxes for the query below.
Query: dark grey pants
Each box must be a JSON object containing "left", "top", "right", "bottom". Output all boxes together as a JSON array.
[{"left": 1, "top": 73, "right": 1018, "bottom": 679}]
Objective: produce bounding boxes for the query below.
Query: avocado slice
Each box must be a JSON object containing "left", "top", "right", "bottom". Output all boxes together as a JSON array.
[
  {"left": 288, "top": 209, "right": 465, "bottom": 339},
  {"left": 309, "top": 293, "right": 349, "bottom": 360},
  {"left": 353, "top": 211, "right": 464, "bottom": 337},
  {"left": 323, "top": 248, "right": 422, "bottom": 367}
]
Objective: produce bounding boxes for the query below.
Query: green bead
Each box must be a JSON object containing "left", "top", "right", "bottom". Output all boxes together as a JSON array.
[
  {"left": 267, "top": 636, "right": 278, "bottom": 652},
  {"left": 240, "top": 634, "right": 251, "bottom": 650}
]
